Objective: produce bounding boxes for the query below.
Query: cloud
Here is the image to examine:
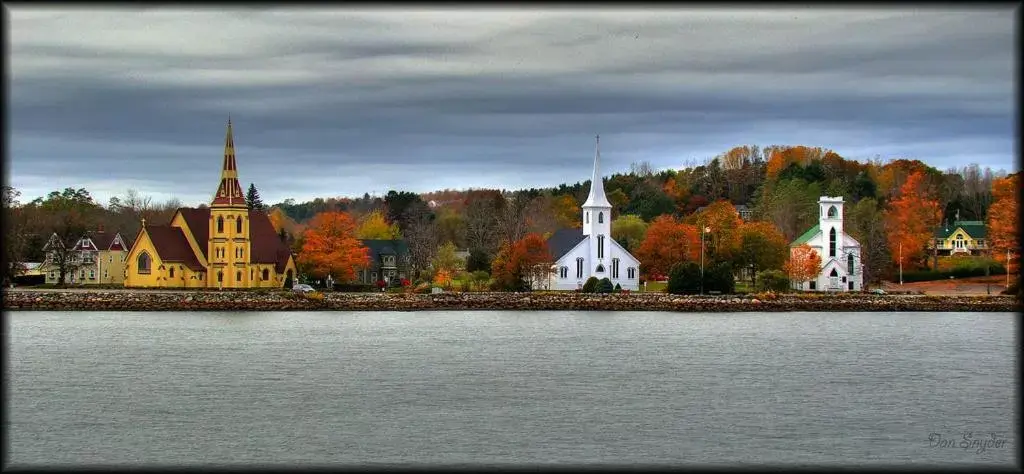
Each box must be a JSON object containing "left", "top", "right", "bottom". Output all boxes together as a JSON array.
[{"left": 7, "top": 7, "right": 1017, "bottom": 206}]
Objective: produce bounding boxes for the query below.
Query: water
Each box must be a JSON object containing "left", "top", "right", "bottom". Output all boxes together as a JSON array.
[{"left": 6, "top": 311, "right": 1018, "bottom": 468}]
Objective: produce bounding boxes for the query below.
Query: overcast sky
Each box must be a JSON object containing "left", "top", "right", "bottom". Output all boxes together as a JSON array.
[{"left": 8, "top": 7, "right": 1017, "bottom": 207}]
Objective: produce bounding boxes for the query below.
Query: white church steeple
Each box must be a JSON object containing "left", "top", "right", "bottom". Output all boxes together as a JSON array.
[{"left": 582, "top": 135, "right": 612, "bottom": 237}]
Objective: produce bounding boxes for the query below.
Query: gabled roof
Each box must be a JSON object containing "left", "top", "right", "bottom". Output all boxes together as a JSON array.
[
  {"left": 144, "top": 225, "right": 205, "bottom": 271},
  {"left": 547, "top": 228, "right": 586, "bottom": 260},
  {"left": 791, "top": 224, "right": 821, "bottom": 247},
  {"left": 934, "top": 220, "right": 987, "bottom": 239},
  {"left": 178, "top": 208, "right": 211, "bottom": 260},
  {"left": 361, "top": 239, "right": 410, "bottom": 260},
  {"left": 247, "top": 209, "right": 293, "bottom": 273}
]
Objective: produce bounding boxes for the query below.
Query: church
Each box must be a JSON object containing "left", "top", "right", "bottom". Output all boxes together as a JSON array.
[
  {"left": 123, "top": 119, "right": 297, "bottom": 288},
  {"left": 789, "top": 196, "right": 863, "bottom": 292},
  {"left": 538, "top": 137, "right": 641, "bottom": 291}
]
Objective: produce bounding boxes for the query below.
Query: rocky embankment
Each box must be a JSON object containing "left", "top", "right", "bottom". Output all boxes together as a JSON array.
[{"left": 3, "top": 290, "right": 1019, "bottom": 312}]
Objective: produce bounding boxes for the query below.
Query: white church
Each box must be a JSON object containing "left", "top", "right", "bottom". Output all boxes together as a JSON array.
[
  {"left": 536, "top": 136, "right": 641, "bottom": 291},
  {"left": 789, "top": 196, "right": 863, "bottom": 292}
]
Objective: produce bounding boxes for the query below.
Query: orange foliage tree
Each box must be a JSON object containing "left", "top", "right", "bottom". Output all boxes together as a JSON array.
[
  {"left": 550, "top": 194, "right": 581, "bottom": 229},
  {"left": 690, "top": 200, "right": 743, "bottom": 264},
  {"left": 784, "top": 244, "right": 822, "bottom": 285},
  {"left": 765, "top": 146, "right": 828, "bottom": 180},
  {"left": 298, "top": 211, "right": 370, "bottom": 282},
  {"left": 987, "top": 173, "right": 1020, "bottom": 272},
  {"left": 884, "top": 171, "right": 943, "bottom": 270},
  {"left": 737, "top": 220, "right": 790, "bottom": 285},
  {"left": 491, "top": 233, "right": 553, "bottom": 290},
  {"left": 634, "top": 215, "right": 700, "bottom": 279}
]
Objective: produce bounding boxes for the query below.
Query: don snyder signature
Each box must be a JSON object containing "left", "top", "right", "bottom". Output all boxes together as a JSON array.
[{"left": 928, "top": 432, "right": 1009, "bottom": 454}]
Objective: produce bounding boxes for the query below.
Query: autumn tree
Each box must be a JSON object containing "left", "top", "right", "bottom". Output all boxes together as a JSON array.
[
  {"left": 403, "top": 201, "right": 439, "bottom": 279},
  {"left": 606, "top": 188, "right": 630, "bottom": 218},
  {"left": 356, "top": 209, "right": 402, "bottom": 240},
  {"left": 298, "top": 211, "right": 369, "bottom": 282},
  {"left": 884, "top": 171, "right": 943, "bottom": 271},
  {"left": 987, "top": 173, "right": 1020, "bottom": 272},
  {"left": 435, "top": 207, "right": 467, "bottom": 248},
  {"left": 845, "top": 198, "right": 890, "bottom": 285},
  {"left": 784, "top": 244, "right": 822, "bottom": 288},
  {"left": 246, "top": 183, "right": 266, "bottom": 212},
  {"left": 737, "top": 221, "right": 789, "bottom": 286},
  {"left": 464, "top": 190, "right": 504, "bottom": 257},
  {"left": 634, "top": 215, "right": 700, "bottom": 279},
  {"left": 431, "top": 241, "right": 465, "bottom": 288},
  {"left": 550, "top": 194, "right": 581, "bottom": 229},
  {"left": 689, "top": 200, "right": 743, "bottom": 265},
  {"left": 611, "top": 214, "right": 648, "bottom": 253},
  {"left": 491, "top": 233, "right": 552, "bottom": 291}
]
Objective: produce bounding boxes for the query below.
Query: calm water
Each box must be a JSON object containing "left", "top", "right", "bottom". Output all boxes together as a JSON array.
[{"left": 6, "top": 311, "right": 1018, "bottom": 467}]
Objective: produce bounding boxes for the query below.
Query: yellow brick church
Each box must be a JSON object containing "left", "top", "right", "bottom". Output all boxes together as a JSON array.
[{"left": 124, "top": 119, "right": 297, "bottom": 288}]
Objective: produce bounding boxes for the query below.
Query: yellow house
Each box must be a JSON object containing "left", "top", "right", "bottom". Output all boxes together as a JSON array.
[
  {"left": 930, "top": 220, "right": 988, "bottom": 256},
  {"left": 40, "top": 229, "right": 132, "bottom": 285},
  {"left": 123, "top": 119, "right": 297, "bottom": 288}
]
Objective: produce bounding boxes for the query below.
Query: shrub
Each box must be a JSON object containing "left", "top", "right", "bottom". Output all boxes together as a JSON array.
[
  {"left": 465, "top": 249, "right": 492, "bottom": 273},
  {"left": 667, "top": 262, "right": 701, "bottom": 295},
  {"left": 704, "top": 262, "right": 736, "bottom": 294},
  {"left": 582, "top": 276, "right": 599, "bottom": 293},
  {"left": 595, "top": 278, "right": 614, "bottom": 294},
  {"left": 757, "top": 270, "right": 790, "bottom": 293},
  {"left": 614, "top": 283, "right": 622, "bottom": 293},
  {"left": 283, "top": 274, "right": 294, "bottom": 289}
]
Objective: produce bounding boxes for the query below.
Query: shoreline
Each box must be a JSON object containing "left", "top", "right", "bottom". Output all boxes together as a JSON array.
[{"left": 3, "top": 289, "right": 1019, "bottom": 312}]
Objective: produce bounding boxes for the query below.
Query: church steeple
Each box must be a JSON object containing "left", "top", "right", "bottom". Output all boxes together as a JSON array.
[
  {"left": 582, "top": 134, "right": 612, "bottom": 208},
  {"left": 211, "top": 116, "right": 246, "bottom": 208}
]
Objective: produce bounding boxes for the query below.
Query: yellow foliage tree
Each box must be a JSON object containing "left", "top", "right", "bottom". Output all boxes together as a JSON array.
[{"left": 356, "top": 209, "right": 401, "bottom": 240}]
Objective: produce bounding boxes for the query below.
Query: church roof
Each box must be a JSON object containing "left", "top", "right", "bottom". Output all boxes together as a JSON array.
[
  {"left": 178, "top": 208, "right": 211, "bottom": 260},
  {"left": 582, "top": 135, "right": 612, "bottom": 208},
  {"left": 790, "top": 224, "right": 821, "bottom": 247},
  {"left": 547, "top": 228, "right": 586, "bottom": 260},
  {"left": 361, "top": 239, "right": 410, "bottom": 259},
  {"left": 154, "top": 207, "right": 293, "bottom": 273},
  {"left": 144, "top": 225, "right": 206, "bottom": 271}
]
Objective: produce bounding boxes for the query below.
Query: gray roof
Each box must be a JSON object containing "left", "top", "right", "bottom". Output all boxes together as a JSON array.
[
  {"left": 546, "top": 228, "right": 586, "bottom": 260},
  {"left": 360, "top": 239, "right": 409, "bottom": 260}
]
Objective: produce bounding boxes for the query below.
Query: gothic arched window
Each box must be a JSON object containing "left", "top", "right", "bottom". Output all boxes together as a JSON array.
[
  {"left": 597, "top": 235, "right": 605, "bottom": 259},
  {"left": 263, "top": 268, "right": 270, "bottom": 280},
  {"left": 596, "top": 264, "right": 605, "bottom": 273},
  {"left": 847, "top": 253, "right": 855, "bottom": 275},
  {"left": 829, "top": 228, "right": 837, "bottom": 257},
  {"left": 586, "top": 212, "right": 590, "bottom": 224},
  {"left": 598, "top": 212, "right": 604, "bottom": 224},
  {"left": 137, "top": 252, "right": 151, "bottom": 274},
  {"left": 827, "top": 205, "right": 838, "bottom": 219},
  {"left": 169, "top": 266, "right": 175, "bottom": 279},
  {"left": 612, "top": 258, "right": 620, "bottom": 279},
  {"left": 576, "top": 257, "right": 584, "bottom": 279},
  {"left": 217, "top": 216, "right": 225, "bottom": 233},
  {"left": 237, "top": 216, "right": 243, "bottom": 234},
  {"left": 236, "top": 270, "right": 242, "bottom": 282}
]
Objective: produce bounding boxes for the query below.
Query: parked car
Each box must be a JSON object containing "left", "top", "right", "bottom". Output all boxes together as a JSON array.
[
  {"left": 871, "top": 288, "right": 886, "bottom": 295},
  {"left": 292, "top": 284, "right": 316, "bottom": 293}
]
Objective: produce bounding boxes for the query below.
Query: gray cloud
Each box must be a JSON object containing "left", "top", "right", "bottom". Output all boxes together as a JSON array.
[{"left": 8, "top": 7, "right": 1017, "bottom": 206}]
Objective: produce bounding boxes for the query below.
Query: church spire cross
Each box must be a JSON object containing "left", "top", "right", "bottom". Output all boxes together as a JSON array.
[
  {"left": 211, "top": 116, "right": 246, "bottom": 208},
  {"left": 582, "top": 134, "right": 611, "bottom": 209}
]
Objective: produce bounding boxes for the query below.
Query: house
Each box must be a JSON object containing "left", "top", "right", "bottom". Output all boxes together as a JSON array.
[
  {"left": 357, "top": 239, "right": 410, "bottom": 285},
  {"left": 538, "top": 136, "right": 641, "bottom": 291},
  {"left": 123, "top": 119, "right": 297, "bottom": 288},
  {"left": 695, "top": 203, "right": 753, "bottom": 221},
  {"left": 39, "top": 229, "right": 132, "bottom": 285},
  {"left": 930, "top": 220, "right": 988, "bottom": 256},
  {"left": 789, "top": 196, "right": 863, "bottom": 292}
]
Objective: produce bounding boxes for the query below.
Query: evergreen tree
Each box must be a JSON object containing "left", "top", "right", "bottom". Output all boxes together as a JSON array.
[{"left": 246, "top": 183, "right": 265, "bottom": 211}]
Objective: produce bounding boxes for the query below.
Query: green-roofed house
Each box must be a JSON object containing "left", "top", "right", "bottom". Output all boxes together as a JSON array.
[
  {"left": 789, "top": 196, "right": 863, "bottom": 292},
  {"left": 929, "top": 220, "right": 988, "bottom": 256},
  {"left": 358, "top": 239, "right": 411, "bottom": 286}
]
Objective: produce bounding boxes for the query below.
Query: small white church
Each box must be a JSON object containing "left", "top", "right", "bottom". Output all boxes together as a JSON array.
[
  {"left": 789, "top": 196, "right": 863, "bottom": 292},
  {"left": 536, "top": 136, "right": 641, "bottom": 291}
]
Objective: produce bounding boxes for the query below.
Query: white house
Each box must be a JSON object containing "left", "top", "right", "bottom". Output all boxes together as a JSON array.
[
  {"left": 789, "top": 196, "right": 863, "bottom": 292},
  {"left": 536, "top": 136, "right": 641, "bottom": 291}
]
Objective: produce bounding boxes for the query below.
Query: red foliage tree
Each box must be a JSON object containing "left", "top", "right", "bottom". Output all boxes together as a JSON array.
[
  {"left": 298, "top": 211, "right": 370, "bottom": 282},
  {"left": 884, "top": 171, "right": 943, "bottom": 270},
  {"left": 634, "top": 215, "right": 700, "bottom": 279}
]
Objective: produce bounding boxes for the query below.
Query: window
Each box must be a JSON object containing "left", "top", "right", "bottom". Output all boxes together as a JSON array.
[
  {"left": 560, "top": 266, "right": 568, "bottom": 278},
  {"left": 137, "top": 252, "right": 152, "bottom": 274},
  {"left": 827, "top": 205, "right": 838, "bottom": 219},
  {"left": 89, "top": 270, "right": 95, "bottom": 279},
  {"left": 262, "top": 268, "right": 270, "bottom": 280},
  {"left": 847, "top": 254, "right": 855, "bottom": 275},
  {"left": 596, "top": 264, "right": 604, "bottom": 273},
  {"left": 80, "top": 270, "right": 86, "bottom": 279},
  {"left": 217, "top": 216, "right": 224, "bottom": 233},
  {"left": 627, "top": 267, "right": 636, "bottom": 279},
  {"left": 169, "top": 267, "right": 175, "bottom": 278},
  {"left": 597, "top": 235, "right": 605, "bottom": 259},
  {"left": 251, "top": 269, "right": 254, "bottom": 280},
  {"left": 236, "top": 271, "right": 242, "bottom": 282},
  {"left": 217, "top": 271, "right": 223, "bottom": 283},
  {"left": 598, "top": 212, "right": 604, "bottom": 224},
  {"left": 104, "top": 270, "right": 108, "bottom": 279},
  {"left": 612, "top": 258, "right": 620, "bottom": 279},
  {"left": 237, "top": 216, "right": 243, "bottom": 234},
  {"left": 586, "top": 212, "right": 589, "bottom": 224},
  {"left": 576, "top": 257, "right": 584, "bottom": 279},
  {"left": 829, "top": 228, "right": 837, "bottom": 257}
]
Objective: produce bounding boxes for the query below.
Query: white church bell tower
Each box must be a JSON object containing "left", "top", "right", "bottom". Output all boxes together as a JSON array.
[{"left": 582, "top": 135, "right": 613, "bottom": 276}]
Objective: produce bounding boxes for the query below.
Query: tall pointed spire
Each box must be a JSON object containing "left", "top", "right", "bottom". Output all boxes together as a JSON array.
[
  {"left": 582, "top": 134, "right": 612, "bottom": 208},
  {"left": 211, "top": 116, "right": 246, "bottom": 208}
]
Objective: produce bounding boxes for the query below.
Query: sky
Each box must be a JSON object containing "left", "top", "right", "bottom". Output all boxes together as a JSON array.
[{"left": 7, "top": 7, "right": 1018, "bottom": 207}]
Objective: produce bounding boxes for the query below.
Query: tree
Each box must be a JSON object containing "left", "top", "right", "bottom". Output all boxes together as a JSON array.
[
  {"left": 549, "top": 194, "right": 581, "bottom": 229},
  {"left": 845, "top": 198, "right": 891, "bottom": 285},
  {"left": 384, "top": 190, "right": 425, "bottom": 232},
  {"left": 884, "top": 171, "right": 943, "bottom": 270},
  {"left": 2, "top": 186, "right": 30, "bottom": 285},
  {"left": 737, "top": 221, "right": 789, "bottom": 286},
  {"left": 491, "top": 233, "right": 552, "bottom": 291},
  {"left": 465, "top": 248, "right": 492, "bottom": 274},
  {"left": 704, "top": 262, "right": 737, "bottom": 294},
  {"left": 431, "top": 241, "right": 465, "bottom": 288},
  {"left": 34, "top": 188, "right": 103, "bottom": 285},
  {"left": 987, "top": 173, "right": 1020, "bottom": 273},
  {"left": 464, "top": 190, "right": 504, "bottom": 257},
  {"left": 435, "top": 208, "right": 467, "bottom": 248},
  {"left": 246, "top": 183, "right": 266, "bottom": 212},
  {"left": 784, "top": 244, "right": 822, "bottom": 287},
  {"left": 611, "top": 214, "right": 648, "bottom": 253},
  {"left": 582, "top": 276, "right": 599, "bottom": 293},
  {"left": 298, "top": 211, "right": 370, "bottom": 282},
  {"left": 606, "top": 188, "right": 630, "bottom": 218},
  {"left": 667, "top": 262, "right": 701, "bottom": 294},
  {"left": 356, "top": 209, "right": 402, "bottom": 240},
  {"left": 634, "top": 215, "right": 700, "bottom": 279},
  {"left": 690, "top": 200, "right": 743, "bottom": 265},
  {"left": 595, "top": 277, "right": 614, "bottom": 294}
]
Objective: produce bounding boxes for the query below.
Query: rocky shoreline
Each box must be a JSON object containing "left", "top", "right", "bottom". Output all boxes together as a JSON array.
[{"left": 3, "top": 290, "right": 1019, "bottom": 312}]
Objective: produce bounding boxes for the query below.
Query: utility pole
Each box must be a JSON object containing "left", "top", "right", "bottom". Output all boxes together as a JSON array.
[
  {"left": 1008, "top": 248, "right": 1012, "bottom": 289},
  {"left": 700, "top": 225, "right": 709, "bottom": 295},
  {"left": 899, "top": 242, "right": 903, "bottom": 286}
]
